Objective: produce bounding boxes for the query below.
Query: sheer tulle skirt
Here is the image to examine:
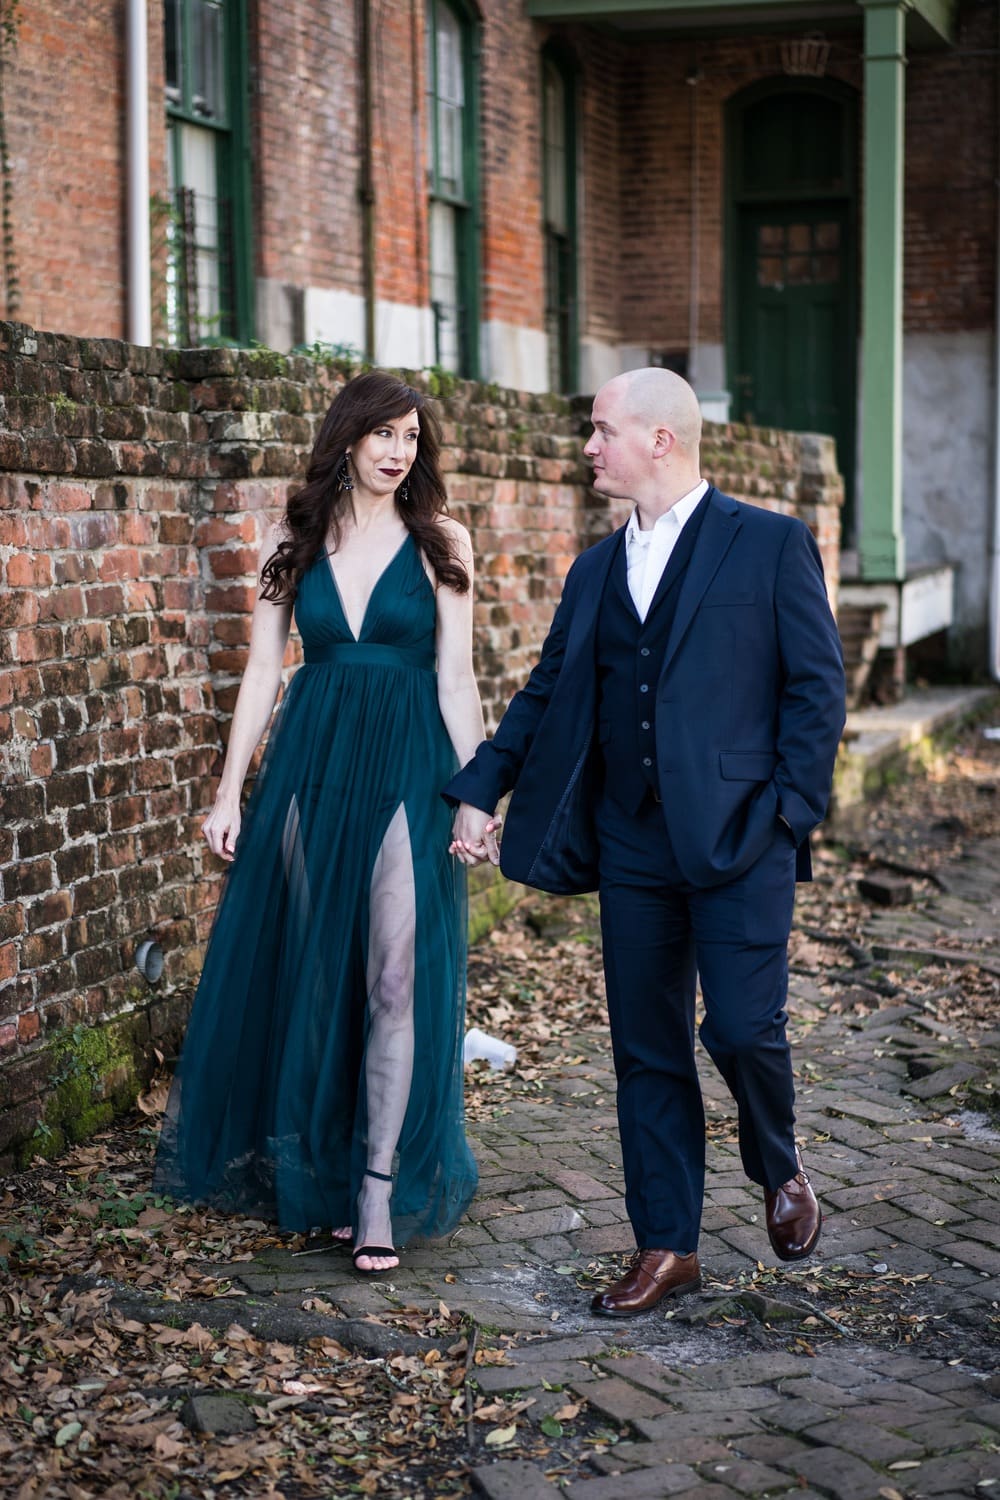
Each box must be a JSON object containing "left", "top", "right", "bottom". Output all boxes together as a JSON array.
[{"left": 154, "top": 655, "right": 478, "bottom": 1241}]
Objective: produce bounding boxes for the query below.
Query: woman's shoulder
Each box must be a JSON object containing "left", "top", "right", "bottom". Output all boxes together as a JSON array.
[
  {"left": 262, "top": 515, "right": 292, "bottom": 554},
  {"left": 434, "top": 512, "right": 471, "bottom": 543},
  {"left": 433, "top": 513, "right": 473, "bottom": 559}
]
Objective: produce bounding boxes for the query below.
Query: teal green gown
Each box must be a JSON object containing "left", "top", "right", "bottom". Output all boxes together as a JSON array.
[{"left": 154, "top": 536, "right": 478, "bottom": 1241}]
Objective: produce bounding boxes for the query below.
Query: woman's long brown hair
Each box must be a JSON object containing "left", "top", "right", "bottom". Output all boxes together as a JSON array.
[{"left": 260, "top": 370, "right": 469, "bottom": 600}]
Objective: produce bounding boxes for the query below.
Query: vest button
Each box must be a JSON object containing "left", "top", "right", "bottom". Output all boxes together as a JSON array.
[
  {"left": 641, "top": 720, "right": 650, "bottom": 730},
  {"left": 639, "top": 683, "right": 649, "bottom": 693},
  {"left": 640, "top": 647, "right": 651, "bottom": 656},
  {"left": 642, "top": 757, "right": 652, "bottom": 767}
]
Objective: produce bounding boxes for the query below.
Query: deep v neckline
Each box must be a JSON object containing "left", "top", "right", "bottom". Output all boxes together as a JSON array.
[{"left": 324, "top": 533, "right": 411, "bottom": 643}]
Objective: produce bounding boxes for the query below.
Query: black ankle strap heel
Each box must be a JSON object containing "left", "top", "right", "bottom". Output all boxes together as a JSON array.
[{"left": 352, "top": 1169, "right": 397, "bottom": 1275}]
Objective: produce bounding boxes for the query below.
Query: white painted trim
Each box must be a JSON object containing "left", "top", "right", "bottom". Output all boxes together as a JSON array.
[
  {"left": 302, "top": 287, "right": 367, "bottom": 355},
  {"left": 375, "top": 302, "right": 436, "bottom": 372},
  {"left": 480, "top": 321, "right": 549, "bottom": 393},
  {"left": 840, "top": 565, "right": 955, "bottom": 648}
]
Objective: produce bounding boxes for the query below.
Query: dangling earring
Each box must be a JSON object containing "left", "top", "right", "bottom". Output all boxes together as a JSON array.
[
  {"left": 337, "top": 454, "right": 354, "bottom": 492},
  {"left": 397, "top": 477, "right": 410, "bottom": 505}
]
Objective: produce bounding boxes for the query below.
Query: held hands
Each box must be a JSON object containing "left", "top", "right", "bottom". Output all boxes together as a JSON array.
[
  {"left": 202, "top": 794, "right": 242, "bottom": 862},
  {"left": 450, "top": 803, "right": 502, "bottom": 867}
]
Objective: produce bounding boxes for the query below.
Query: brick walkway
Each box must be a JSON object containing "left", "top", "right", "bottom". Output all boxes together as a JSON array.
[{"left": 227, "top": 840, "right": 1000, "bottom": 1499}]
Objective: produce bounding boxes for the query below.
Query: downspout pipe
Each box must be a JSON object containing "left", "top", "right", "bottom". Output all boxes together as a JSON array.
[
  {"left": 126, "top": 0, "right": 152, "bottom": 346},
  {"left": 991, "top": 0, "right": 1000, "bottom": 678},
  {"left": 359, "top": 0, "right": 376, "bottom": 363}
]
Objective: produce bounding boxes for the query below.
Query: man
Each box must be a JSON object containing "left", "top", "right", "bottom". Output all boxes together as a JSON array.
[{"left": 448, "top": 368, "right": 846, "bottom": 1316}]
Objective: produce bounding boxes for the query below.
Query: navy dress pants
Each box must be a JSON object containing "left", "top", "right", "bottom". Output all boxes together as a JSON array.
[{"left": 597, "top": 792, "right": 800, "bottom": 1253}]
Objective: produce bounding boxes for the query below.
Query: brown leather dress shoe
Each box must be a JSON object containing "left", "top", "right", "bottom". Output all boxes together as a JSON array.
[
  {"left": 590, "top": 1249, "right": 701, "bottom": 1317},
  {"left": 764, "top": 1150, "right": 822, "bottom": 1261}
]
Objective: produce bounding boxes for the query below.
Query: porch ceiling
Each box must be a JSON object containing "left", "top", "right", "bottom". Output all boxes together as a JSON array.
[{"left": 524, "top": 0, "right": 956, "bottom": 49}]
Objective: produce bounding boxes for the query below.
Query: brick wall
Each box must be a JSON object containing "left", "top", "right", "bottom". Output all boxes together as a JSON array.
[
  {"left": 9, "top": 2, "right": 993, "bottom": 361},
  {"left": 6, "top": 0, "right": 167, "bottom": 338},
  {"left": 0, "top": 319, "right": 842, "bottom": 1165},
  {"left": 564, "top": 0, "right": 997, "bottom": 355},
  {"left": 904, "top": 1, "right": 998, "bottom": 333},
  {"left": 574, "top": 29, "right": 627, "bottom": 352},
  {"left": 252, "top": 0, "right": 363, "bottom": 301}
]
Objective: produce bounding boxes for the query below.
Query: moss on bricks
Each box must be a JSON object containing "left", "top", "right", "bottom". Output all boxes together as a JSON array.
[
  {"left": 25, "top": 1020, "right": 141, "bottom": 1166},
  {"left": 467, "top": 865, "right": 525, "bottom": 946}
]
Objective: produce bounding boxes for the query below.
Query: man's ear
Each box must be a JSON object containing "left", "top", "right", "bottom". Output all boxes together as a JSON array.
[{"left": 652, "top": 426, "right": 676, "bottom": 459}]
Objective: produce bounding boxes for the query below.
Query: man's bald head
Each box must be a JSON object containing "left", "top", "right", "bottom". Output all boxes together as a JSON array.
[
  {"left": 584, "top": 366, "right": 704, "bottom": 513},
  {"left": 603, "top": 367, "right": 703, "bottom": 456}
]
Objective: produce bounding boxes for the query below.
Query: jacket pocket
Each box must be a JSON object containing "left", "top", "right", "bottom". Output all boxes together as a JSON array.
[{"left": 719, "top": 750, "right": 778, "bottom": 781}]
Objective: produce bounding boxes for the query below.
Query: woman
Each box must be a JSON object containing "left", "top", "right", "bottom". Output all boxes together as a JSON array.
[{"left": 154, "top": 371, "right": 491, "bottom": 1273}]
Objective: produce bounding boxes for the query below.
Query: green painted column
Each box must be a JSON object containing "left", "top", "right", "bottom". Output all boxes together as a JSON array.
[{"left": 859, "top": 0, "right": 909, "bottom": 581}]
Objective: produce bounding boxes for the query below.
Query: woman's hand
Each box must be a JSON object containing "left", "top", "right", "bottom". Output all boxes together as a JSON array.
[
  {"left": 202, "top": 794, "right": 242, "bottom": 862},
  {"left": 450, "top": 805, "right": 501, "bottom": 867}
]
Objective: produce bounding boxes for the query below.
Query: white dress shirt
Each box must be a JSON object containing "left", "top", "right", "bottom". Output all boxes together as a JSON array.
[{"left": 625, "top": 480, "right": 710, "bottom": 622}]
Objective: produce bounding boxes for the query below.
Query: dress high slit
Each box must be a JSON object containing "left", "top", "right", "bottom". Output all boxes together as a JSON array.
[{"left": 153, "top": 535, "right": 478, "bottom": 1241}]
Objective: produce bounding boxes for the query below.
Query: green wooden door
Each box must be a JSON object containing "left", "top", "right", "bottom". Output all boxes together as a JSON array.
[
  {"left": 727, "top": 82, "right": 858, "bottom": 533},
  {"left": 736, "top": 203, "right": 852, "bottom": 481}
]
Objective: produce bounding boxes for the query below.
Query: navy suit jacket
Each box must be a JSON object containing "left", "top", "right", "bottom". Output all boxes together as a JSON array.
[{"left": 444, "top": 487, "right": 847, "bottom": 894}]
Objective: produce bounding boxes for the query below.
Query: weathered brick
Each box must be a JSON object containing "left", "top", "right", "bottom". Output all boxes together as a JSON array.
[
  {"left": 3, "top": 859, "right": 56, "bottom": 900},
  {"left": 74, "top": 942, "right": 123, "bottom": 986},
  {"left": 25, "top": 891, "right": 73, "bottom": 932},
  {"left": 21, "top": 928, "right": 65, "bottom": 968}
]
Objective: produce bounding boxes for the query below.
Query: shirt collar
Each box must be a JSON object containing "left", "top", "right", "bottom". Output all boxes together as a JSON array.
[{"left": 626, "top": 479, "right": 709, "bottom": 544}]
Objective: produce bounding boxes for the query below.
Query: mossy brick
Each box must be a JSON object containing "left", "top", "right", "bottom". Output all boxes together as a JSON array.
[
  {"left": 175, "top": 347, "right": 240, "bottom": 379},
  {"left": 73, "top": 942, "right": 123, "bottom": 987},
  {"left": 25, "top": 890, "right": 72, "bottom": 932},
  {"left": 55, "top": 844, "right": 96, "bottom": 884},
  {"left": 24, "top": 1018, "right": 141, "bottom": 1161},
  {"left": 5, "top": 781, "right": 46, "bottom": 821},
  {"left": 100, "top": 406, "right": 147, "bottom": 441},
  {"left": 117, "top": 864, "right": 160, "bottom": 900},
  {"left": 22, "top": 436, "right": 76, "bottom": 472},
  {"left": 66, "top": 803, "right": 109, "bottom": 840},
  {"left": 3, "top": 858, "right": 56, "bottom": 900},
  {"left": 116, "top": 444, "right": 164, "bottom": 477},
  {"left": 44, "top": 772, "right": 92, "bottom": 811},
  {"left": 8, "top": 393, "right": 57, "bottom": 427},
  {"left": 2, "top": 1047, "right": 57, "bottom": 1108},
  {"left": 53, "top": 402, "right": 99, "bottom": 439},
  {"left": 0, "top": 1101, "right": 45, "bottom": 1163},
  {"left": 0, "top": 904, "right": 24, "bottom": 944},
  {"left": 21, "top": 928, "right": 65, "bottom": 968},
  {"left": 78, "top": 338, "right": 127, "bottom": 371}
]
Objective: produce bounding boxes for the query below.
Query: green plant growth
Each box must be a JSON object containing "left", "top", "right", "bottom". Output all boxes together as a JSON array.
[
  {"left": 0, "top": 0, "right": 20, "bottom": 316},
  {"left": 424, "top": 365, "right": 459, "bottom": 400},
  {"left": 291, "top": 338, "right": 365, "bottom": 370},
  {"left": 25, "top": 1022, "right": 140, "bottom": 1165},
  {"left": 0, "top": 1222, "right": 37, "bottom": 1274},
  {"left": 243, "top": 342, "right": 288, "bottom": 379}
]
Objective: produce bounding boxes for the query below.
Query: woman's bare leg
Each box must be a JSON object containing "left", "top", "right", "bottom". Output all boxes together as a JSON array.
[{"left": 354, "top": 802, "right": 416, "bottom": 1270}]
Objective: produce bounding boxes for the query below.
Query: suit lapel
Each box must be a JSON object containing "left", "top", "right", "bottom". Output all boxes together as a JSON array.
[
  {"left": 561, "top": 526, "right": 626, "bottom": 672},
  {"left": 661, "top": 489, "right": 741, "bottom": 674},
  {"left": 642, "top": 493, "right": 708, "bottom": 625}
]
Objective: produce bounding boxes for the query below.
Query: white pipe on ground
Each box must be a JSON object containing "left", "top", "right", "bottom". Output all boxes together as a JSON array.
[{"left": 126, "top": 0, "right": 151, "bottom": 346}]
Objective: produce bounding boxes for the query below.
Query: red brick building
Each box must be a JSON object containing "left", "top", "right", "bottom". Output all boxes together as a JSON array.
[{"left": 4, "top": 0, "right": 999, "bottom": 669}]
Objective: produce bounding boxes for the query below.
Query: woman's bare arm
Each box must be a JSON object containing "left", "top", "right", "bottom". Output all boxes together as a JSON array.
[{"left": 202, "top": 521, "right": 294, "bottom": 860}]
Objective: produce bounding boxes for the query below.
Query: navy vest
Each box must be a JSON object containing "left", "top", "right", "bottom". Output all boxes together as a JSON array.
[{"left": 596, "top": 496, "right": 709, "bottom": 816}]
